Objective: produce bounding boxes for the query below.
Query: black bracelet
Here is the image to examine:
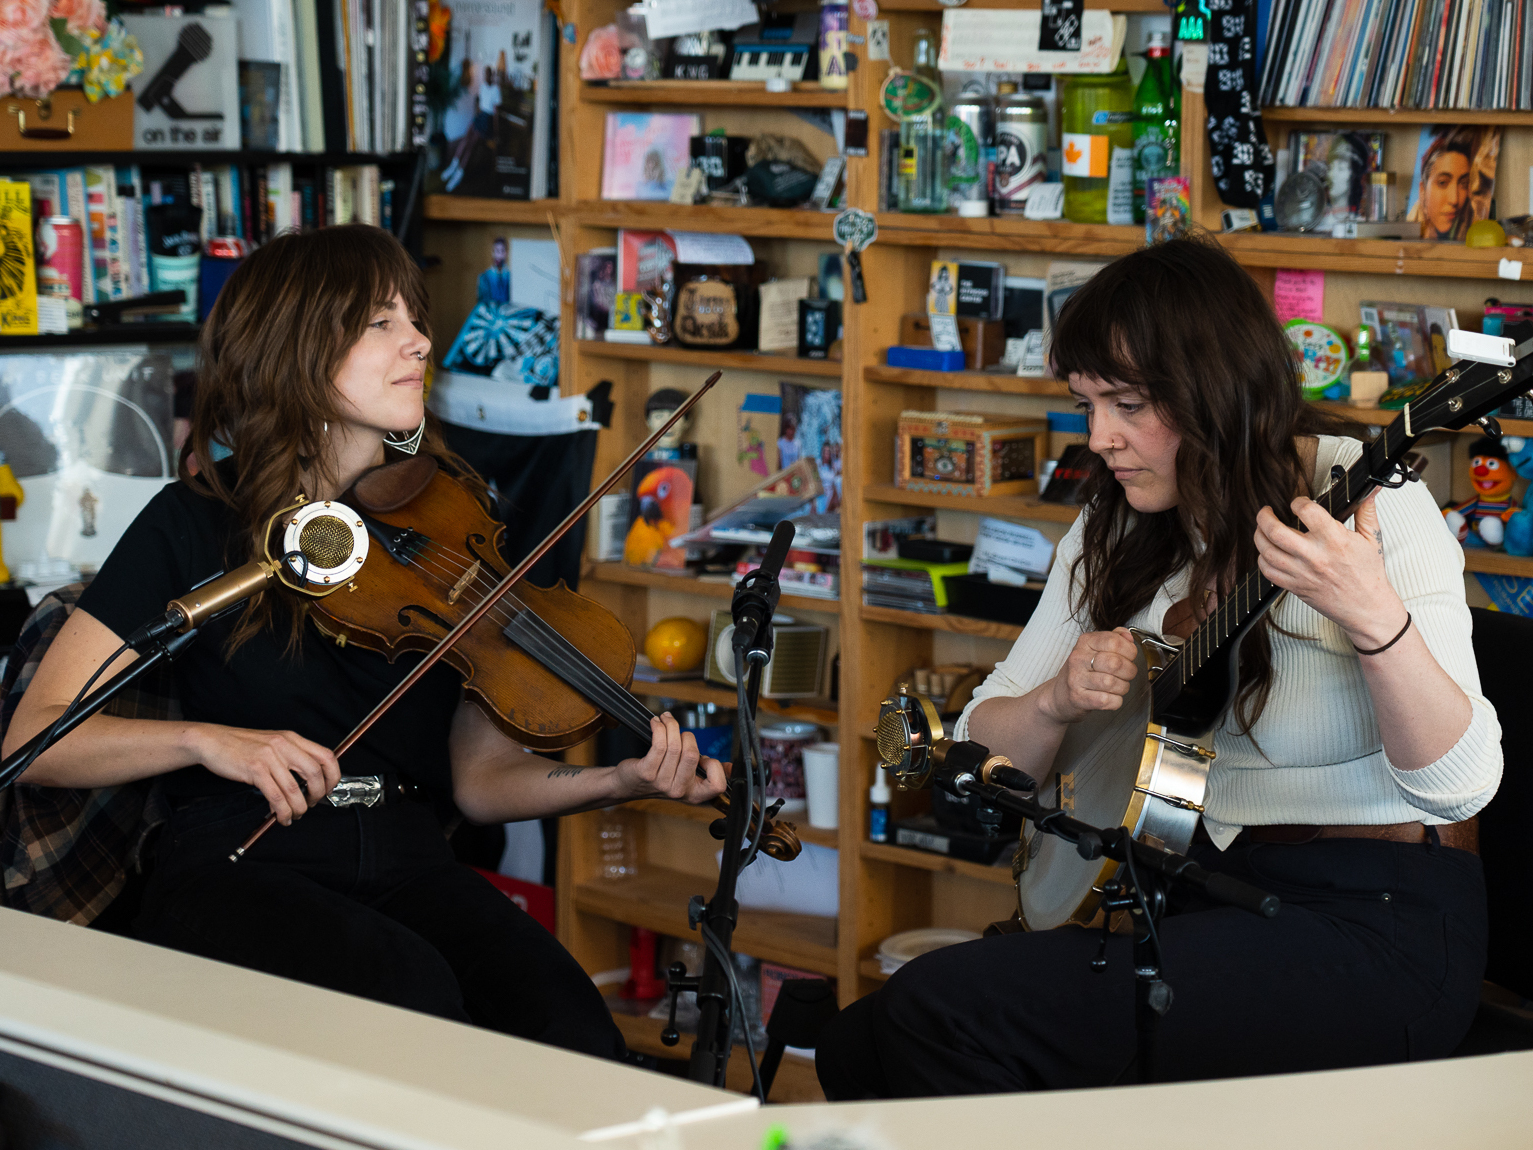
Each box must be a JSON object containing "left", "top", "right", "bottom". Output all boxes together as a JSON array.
[{"left": 1352, "top": 612, "right": 1412, "bottom": 656}]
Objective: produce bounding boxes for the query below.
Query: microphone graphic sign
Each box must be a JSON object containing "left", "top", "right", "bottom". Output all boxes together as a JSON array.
[{"left": 122, "top": 14, "right": 241, "bottom": 149}]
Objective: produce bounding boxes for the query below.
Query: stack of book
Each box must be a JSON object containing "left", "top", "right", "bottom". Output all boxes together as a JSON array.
[
  {"left": 13, "top": 161, "right": 394, "bottom": 308},
  {"left": 861, "top": 559, "right": 971, "bottom": 615},
  {"left": 1260, "top": 0, "right": 1531, "bottom": 109}
]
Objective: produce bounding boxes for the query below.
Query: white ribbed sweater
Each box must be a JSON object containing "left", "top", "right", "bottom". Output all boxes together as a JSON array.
[{"left": 955, "top": 436, "right": 1503, "bottom": 839}]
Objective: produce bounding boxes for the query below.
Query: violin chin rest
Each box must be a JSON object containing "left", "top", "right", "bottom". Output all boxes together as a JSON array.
[{"left": 351, "top": 454, "right": 440, "bottom": 513}]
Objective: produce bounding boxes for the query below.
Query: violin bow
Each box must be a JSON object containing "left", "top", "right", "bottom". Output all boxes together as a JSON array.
[{"left": 231, "top": 371, "right": 723, "bottom": 861}]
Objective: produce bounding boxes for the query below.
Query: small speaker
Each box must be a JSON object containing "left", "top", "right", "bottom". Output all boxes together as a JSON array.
[{"left": 704, "top": 608, "right": 827, "bottom": 699}]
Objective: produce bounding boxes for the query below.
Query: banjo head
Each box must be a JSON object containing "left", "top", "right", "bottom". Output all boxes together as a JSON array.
[{"left": 1017, "top": 638, "right": 1209, "bottom": 931}]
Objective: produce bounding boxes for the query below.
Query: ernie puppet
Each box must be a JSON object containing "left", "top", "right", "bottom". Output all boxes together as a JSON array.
[{"left": 1444, "top": 435, "right": 1519, "bottom": 549}]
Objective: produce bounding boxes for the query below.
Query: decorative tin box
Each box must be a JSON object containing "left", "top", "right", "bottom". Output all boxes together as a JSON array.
[{"left": 895, "top": 411, "right": 1048, "bottom": 497}]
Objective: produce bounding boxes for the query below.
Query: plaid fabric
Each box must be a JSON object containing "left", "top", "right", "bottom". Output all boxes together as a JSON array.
[{"left": 0, "top": 585, "right": 177, "bottom": 925}]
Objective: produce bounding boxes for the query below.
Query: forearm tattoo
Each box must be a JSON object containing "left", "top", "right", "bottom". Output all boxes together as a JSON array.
[{"left": 547, "top": 766, "right": 586, "bottom": 780}]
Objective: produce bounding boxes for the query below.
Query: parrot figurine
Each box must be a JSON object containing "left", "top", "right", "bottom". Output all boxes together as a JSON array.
[{"left": 622, "top": 465, "right": 692, "bottom": 567}]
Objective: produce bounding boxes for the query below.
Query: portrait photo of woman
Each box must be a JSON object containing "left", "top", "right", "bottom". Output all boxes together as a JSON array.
[{"left": 1406, "top": 125, "right": 1502, "bottom": 242}]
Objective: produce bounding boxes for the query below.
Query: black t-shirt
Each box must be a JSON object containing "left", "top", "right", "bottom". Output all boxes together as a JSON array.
[{"left": 76, "top": 479, "right": 463, "bottom": 803}]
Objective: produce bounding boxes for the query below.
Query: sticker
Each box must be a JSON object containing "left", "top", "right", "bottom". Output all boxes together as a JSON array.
[
  {"left": 879, "top": 70, "right": 942, "bottom": 123},
  {"left": 1500, "top": 258, "right": 1525, "bottom": 281},
  {"left": 867, "top": 19, "right": 889, "bottom": 60},
  {"left": 563, "top": 21, "right": 576, "bottom": 43},
  {"left": 1061, "top": 133, "right": 1109, "bottom": 178},
  {"left": 833, "top": 208, "right": 877, "bottom": 252},
  {"left": 852, "top": 0, "right": 879, "bottom": 18}
]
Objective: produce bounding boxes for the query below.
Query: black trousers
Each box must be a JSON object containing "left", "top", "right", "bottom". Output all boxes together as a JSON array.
[
  {"left": 817, "top": 836, "right": 1486, "bottom": 1098},
  {"left": 133, "top": 791, "right": 627, "bottom": 1062}
]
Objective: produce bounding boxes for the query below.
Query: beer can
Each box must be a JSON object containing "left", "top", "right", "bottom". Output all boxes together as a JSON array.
[
  {"left": 946, "top": 83, "right": 995, "bottom": 218},
  {"left": 993, "top": 89, "right": 1049, "bottom": 215},
  {"left": 36, "top": 216, "right": 85, "bottom": 329}
]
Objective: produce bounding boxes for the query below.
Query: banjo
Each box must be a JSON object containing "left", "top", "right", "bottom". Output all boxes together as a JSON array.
[{"left": 880, "top": 329, "right": 1532, "bottom": 931}]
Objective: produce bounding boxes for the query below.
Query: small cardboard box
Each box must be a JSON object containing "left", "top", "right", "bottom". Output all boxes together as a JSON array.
[
  {"left": 896, "top": 411, "right": 1048, "bottom": 497},
  {"left": 899, "top": 312, "right": 1006, "bottom": 370}
]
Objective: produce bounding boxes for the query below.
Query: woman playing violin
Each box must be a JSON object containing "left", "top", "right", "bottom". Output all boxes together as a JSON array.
[
  {"left": 817, "top": 237, "right": 1501, "bottom": 1097},
  {"left": 3, "top": 225, "right": 727, "bottom": 1059}
]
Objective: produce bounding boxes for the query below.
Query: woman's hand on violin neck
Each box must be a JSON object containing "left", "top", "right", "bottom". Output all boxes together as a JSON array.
[
  {"left": 615, "top": 713, "right": 728, "bottom": 804},
  {"left": 186, "top": 724, "right": 341, "bottom": 826},
  {"left": 1254, "top": 495, "right": 1404, "bottom": 645}
]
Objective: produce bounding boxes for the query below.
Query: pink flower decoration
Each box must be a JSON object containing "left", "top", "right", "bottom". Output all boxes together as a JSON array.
[
  {"left": 0, "top": 0, "right": 48, "bottom": 37},
  {"left": 579, "top": 24, "right": 622, "bottom": 80},
  {"left": 2, "top": 26, "right": 73, "bottom": 97},
  {"left": 50, "top": 0, "right": 105, "bottom": 35}
]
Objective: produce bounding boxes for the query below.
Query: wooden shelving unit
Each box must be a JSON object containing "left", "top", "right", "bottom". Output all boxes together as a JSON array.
[
  {"left": 609, "top": 1012, "right": 825, "bottom": 1101},
  {"left": 579, "top": 340, "right": 843, "bottom": 378},
  {"left": 420, "top": 1, "right": 1533, "bottom": 1092},
  {"left": 583, "top": 80, "right": 848, "bottom": 108}
]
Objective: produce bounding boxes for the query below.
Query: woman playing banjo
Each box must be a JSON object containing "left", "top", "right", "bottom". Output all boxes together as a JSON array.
[{"left": 816, "top": 238, "right": 1500, "bottom": 1097}]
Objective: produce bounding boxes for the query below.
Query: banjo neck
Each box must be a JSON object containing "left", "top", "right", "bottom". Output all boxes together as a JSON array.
[{"left": 1149, "top": 419, "right": 1419, "bottom": 735}]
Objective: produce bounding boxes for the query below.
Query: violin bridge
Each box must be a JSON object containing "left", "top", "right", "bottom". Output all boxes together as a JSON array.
[{"left": 447, "top": 559, "right": 480, "bottom": 605}]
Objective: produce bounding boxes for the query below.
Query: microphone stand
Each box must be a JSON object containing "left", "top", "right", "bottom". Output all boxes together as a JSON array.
[
  {"left": 660, "top": 523, "right": 795, "bottom": 1098},
  {"left": 926, "top": 748, "right": 1278, "bottom": 1085},
  {"left": 0, "top": 627, "right": 200, "bottom": 790}
]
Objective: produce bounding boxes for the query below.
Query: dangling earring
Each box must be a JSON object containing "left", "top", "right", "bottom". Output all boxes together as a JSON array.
[{"left": 384, "top": 416, "right": 426, "bottom": 456}]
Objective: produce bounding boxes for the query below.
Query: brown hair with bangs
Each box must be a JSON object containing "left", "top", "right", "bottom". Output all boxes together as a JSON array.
[
  {"left": 1050, "top": 236, "right": 1357, "bottom": 733},
  {"left": 185, "top": 223, "right": 484, "bottom": 654}
]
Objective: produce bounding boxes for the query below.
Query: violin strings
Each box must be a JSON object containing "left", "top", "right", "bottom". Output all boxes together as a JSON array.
[{"left": 354, "top": 535, "right": 660, "bottom": 743}]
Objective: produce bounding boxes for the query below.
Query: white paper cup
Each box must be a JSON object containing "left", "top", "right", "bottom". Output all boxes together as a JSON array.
[{"left": 801, "top": 742, "right": 840, "bottom": 830}]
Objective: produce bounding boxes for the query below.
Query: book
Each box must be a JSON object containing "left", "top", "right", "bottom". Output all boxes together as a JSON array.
[
  {"left": 616, "top": 229, "right": 677, "bottom": 293},
  {"left": 600, "top": 113, "right": 701, "bottom": 201},
  {"left": 0, "top": 181, "right": 40, "bottom": 335},
  {"left": 84, "top": 166, "right": 117, "bottom": 301},
  {"left": 576, "top": 249, "right": 617, "bottom": 339},
  {"left": 429, "top": 0, "right": 548, "bottom": 198}
]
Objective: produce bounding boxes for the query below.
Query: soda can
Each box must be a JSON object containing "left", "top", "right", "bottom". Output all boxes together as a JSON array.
[
  {"left": 36, "top": 216, "right": 85, "bottom": 329},
  {"left": 993, "top": 90, "right": 1049, "bottom": 215},
  {"left": 946, "top": 84, "right": 994, "bottom": 218}
]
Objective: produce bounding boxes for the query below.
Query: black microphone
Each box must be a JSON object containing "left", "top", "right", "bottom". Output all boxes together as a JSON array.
[{"left": 731, "top": 519, "right": 796, "bottom": 659}]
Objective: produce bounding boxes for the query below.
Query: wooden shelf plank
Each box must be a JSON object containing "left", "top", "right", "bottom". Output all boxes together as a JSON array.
[
  {"left": 862, "top": 482, "right": 1082, "bottom": 525},
  {"left": 1312, "top": 402, "right": 1533, "bottom": 437},
  {"left": 583, "top": 81, "right": 847, "bottom": 108},
  {"left": 859, "top": 604, "right": 1024, "bottom": 642},
  {"left": 576, "top": 339, "right": 842, "bottom": 378},
  {"left": 1462, "top": 551, "right": 1533, "bottom": 578},
  {"left": 423, "top": 195, "right": 560, "bottom": 224},
  {"left": 864, "top": 365, "right": 1070, "bottom": 396},
  {"left": 572, "top": 201, "right": 837, "bottom": 240},
  {"left": 1261, "top": 107, "right": 1533, "bottom": 126},
  {"left": 876, "top": 213, "right": 1144, "bottom": 256},
  {"left": 860, "top": 840, "right": 1017, "bottom": 885},
  {"left": 608, "top": 1011, "right": 827, "bottom": 1102},
  {"left": 1215, "top": 231, "right": 1526, "bottom": 280},
  {"left": 624, "top": 797, "right": 839, "bottom": 851},
  {"left": 628, "top": 679, "right": 840, "bottom": 730},
  {"left": 586, "top": 561, "right": 837, "bottom": 616},
  {"left": 573, "top": 865, "right": 839, "bottom": 975}
]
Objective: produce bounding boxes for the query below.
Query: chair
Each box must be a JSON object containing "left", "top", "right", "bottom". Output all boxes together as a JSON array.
[
  {"left": 1449, "top": 607, "right": 1533, "bottom": 1055},
  {"left": 759, "top": 978, "right": 838, "bottom": 1099}
]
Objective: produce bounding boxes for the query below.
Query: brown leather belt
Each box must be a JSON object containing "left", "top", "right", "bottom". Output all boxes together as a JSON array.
[{"left": 1233, "top": 819, "right": 1478, "bottom": 855}]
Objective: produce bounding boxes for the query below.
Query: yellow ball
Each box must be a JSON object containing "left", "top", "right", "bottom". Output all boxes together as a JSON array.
[
  {"left": 644, "top": 617, "right": 707, "bottom": 673},
  {"left": 1465, "top": 219, "right": 1506, "bottom": 248}
]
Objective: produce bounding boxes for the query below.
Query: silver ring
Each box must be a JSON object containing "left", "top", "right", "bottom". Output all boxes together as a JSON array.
[{"left": 1089, "top": 655, "right": 1096, "bottom": 672}]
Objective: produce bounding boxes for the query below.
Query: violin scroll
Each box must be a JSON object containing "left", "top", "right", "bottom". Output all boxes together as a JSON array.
[{"left": 708, "top": 790, "right": 803, "bottom": 862}]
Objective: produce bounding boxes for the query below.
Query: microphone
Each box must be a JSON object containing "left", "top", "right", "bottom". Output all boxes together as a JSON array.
[
  {"left": 874, "top": 690, "right": 1027, "bottom": 793},
  {"left": 730, "top": 519, "right": 796, "bottom": 660},
  {"left": 124, "top": 499, "right": 370, "bottom": 649}
]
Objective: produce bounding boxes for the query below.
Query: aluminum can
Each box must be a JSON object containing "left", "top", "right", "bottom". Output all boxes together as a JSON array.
[
  {"left": 946, "top": 84, "right": 994, "bottom": 218},
  {"left": 36, "top": 216, "right": 85, "bottom": 328},
  {"left": 993, "top": 92, "right": 1049, "bottom": 215}
]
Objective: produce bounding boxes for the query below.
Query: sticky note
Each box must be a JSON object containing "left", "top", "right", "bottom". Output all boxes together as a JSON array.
[
  {"left": 1273, "top": 268, "right": 1325, "bottom": 324},
  {"left": 1499, "top": 258, "right": 1524, "bottom": 281}
]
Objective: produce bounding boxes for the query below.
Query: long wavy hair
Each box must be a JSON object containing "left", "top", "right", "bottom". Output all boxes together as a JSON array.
[
  {"left": 1050, "top": 237, "right": 1356, "bottom": 733},
  {"left": 185, "top": 224, "right": 484, "bottom": 654}
]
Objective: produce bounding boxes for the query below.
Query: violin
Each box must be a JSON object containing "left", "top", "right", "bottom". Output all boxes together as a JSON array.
[{"left": 231, "top": 372, "right": 801, "bottom": 862}]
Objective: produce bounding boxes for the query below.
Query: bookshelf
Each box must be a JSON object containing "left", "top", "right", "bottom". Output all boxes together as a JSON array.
[{"left": 408, "top": 0, "right": 1533, "bottom": 1100}]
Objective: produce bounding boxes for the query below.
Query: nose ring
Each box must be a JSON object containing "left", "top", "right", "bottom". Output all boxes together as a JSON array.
[{"left": 414, "top": 351, "right": 425, "bottom": 361}]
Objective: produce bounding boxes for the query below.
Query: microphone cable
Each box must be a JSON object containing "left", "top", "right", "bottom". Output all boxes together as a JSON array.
[
  {"left": 9, "top": 638, "right": 131, "bottom": 782},
  {"left": 698, "top": 919, "right": 766, "bottom": 1103}
]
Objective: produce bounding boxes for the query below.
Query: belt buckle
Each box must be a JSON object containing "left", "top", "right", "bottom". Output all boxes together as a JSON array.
[{"left": 326, "top": 775, "right": 385, "bottom": 808}]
